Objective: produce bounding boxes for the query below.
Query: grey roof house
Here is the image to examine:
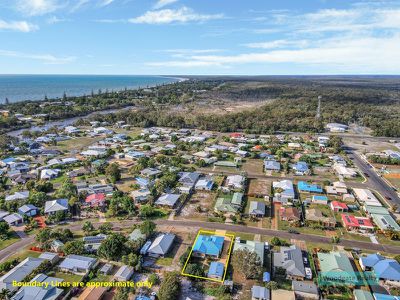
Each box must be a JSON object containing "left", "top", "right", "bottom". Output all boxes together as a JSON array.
[
  {"left": 249, "top": 201, "right": 266, "bottom": 217},
  {"left": 114, "top": 265, "right": 134, "bottom": 281},
  {"left": 44, "top": 199, "right": 68, "bottom": 215},
  {"left": 0, "top": 257, "right": 45, "bottom": 292},
  {"left": 148, "top": 233, "right": 175, "bottom": 257},
  {"left": 11, "top": 273, "right": 64, "bottom": 300},
  {"left": 58, "top": 255, "right": 97, "bottom": 275},
  {"left": 155, "top": 193, "right": 180, "bottom": 208},
  {"left": 251, "top": 285, "right": 270, "bottom": 300},
  {"left": 273, "top": 245, "right": 306, "bottom": 280}
]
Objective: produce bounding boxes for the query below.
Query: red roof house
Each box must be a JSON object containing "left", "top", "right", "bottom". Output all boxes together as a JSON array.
[
  {"left": 330, "top": 201, "right": 349, "bottom": 212},
  {"left": 85, "top": 193, "right": 106, "bottom": 207},
  {"left": 341, "top": 214, "right": 374, "bottom": 231}
]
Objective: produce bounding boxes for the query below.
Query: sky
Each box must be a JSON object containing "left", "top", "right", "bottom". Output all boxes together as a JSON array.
[{"left": 0, "top": 0, "right": 399, "bottom": 75}]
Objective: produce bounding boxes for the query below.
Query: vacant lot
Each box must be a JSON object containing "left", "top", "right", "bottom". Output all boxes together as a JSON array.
[
  {"left": 248, "top": 178, "right": 272, "bottom": 197},
  {"left": 241, "top": 159, "right": 264, "bottom": 175},
  {"left": 179, "top": 191, "right": 217, "bottom": 221}
]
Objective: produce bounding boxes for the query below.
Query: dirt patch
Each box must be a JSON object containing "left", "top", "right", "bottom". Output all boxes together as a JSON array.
[
  {"left": 179, "top": 191, "right": 216, "bottom": 220},
  {"left": 248, "top": 178, "right": 272, "bottom": 197}
]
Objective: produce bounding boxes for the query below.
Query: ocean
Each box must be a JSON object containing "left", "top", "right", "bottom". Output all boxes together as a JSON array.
[{"left": 0, "top": 75, "right": 181, "bottom": 103}]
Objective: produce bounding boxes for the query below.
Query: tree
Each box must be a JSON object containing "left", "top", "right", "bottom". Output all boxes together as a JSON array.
[
  {"left": 98, "top": 233, "right": 127, "bottom": 261},
  {"left": 139, "top": 205, "right": 157, "bottom": 218},
  {"left": 148, "top": 273, "right": 159, "bottom": 286},
  {"left": 0, "top": 288, "right": 11, "bottom": 300},
  {"left": 121, "top": 253, "right": 142, "bottom": 271},
  {"left": 266, "top": 281, "right": 278, "bottom": 290},
  {"left": 231, "top": 249, "right": 262, "bottom": 279},
  {"left": 139, "top": 220, "right": 156, "bottom": 237},
  {"left": 35, "top": 228, "right": 53, "bottom": 250},
  {"left": 28, "top": 192, "right": 47, "bottom": 207},
  {"left": 82, "top": 221, "right": 95, "bottom": 235},
  {"left": 55, "top": 179, "right": 76, "bottom": 199},
  {"left": 106, "top": 163, "right": 121, "bottom": 183},
  {"left": 394, "top": 255, "right": 400, "bottom": 264},
  {"left": 185, "top": 263, "right": 204, "bottom": 277},
  {"left": 62, "top": 240, "right": 86, "bottom": 255},
  {"left": 98, "top": 222, "right": 113, "bottom": 234},
  {"left": 158, "top": 272, "right": 181, "bottom": 300},
  {"left": 0, "top": 222, "right": 9, "bottom": 240},
  {"left": 270, "top": 237, "right": 283, "bottom": 246}
]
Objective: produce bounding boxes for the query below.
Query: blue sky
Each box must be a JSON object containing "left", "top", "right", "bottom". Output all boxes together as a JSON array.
[{"left": 0, "top": 0, "right": 399, "bottom": 75}]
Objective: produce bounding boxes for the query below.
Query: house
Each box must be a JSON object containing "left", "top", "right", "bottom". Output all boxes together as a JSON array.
[
  {"left": 129, "top": 228, "right": 146, "bottom": 242},
  {"left": 264, "top": 160, "right": 281, "bottom": 171},
  {"left": 249, "top": 201, "right": 266, "bottom": 217},
  {"left": 371, "top": 213, "right": 400, "bottom": 232},
  {"left": 3, "top": 213, "right": 24, "bottom": 226},
  {"left": 333, "top": 164, "right": 357, "bottom": 178},
  {"left": 0, "top": 257, "right": 45, "bottom": 292},
  {"left": 292, "top": 162, "right": 309, "bottom": 175},
  {"left": 330, "top": 201, "right": 349, "bottom": 212},
  {"left": 233, "top": 239, "right": 264, "bottom": 265},
  {"left": 51, "top": 240, "right": 64, "bottom": 252},
  {"left": 155, "top": 193, "right": 180, "bottom": 208},
  {"left": 297, "top": 181, "right": 322, "bottom": 193},
  {"left": 83, "top": 234, "right": 107, "bottom": 252},
  {"left": 99, "top": 263, "right": 113, "bottom": 275},
  {"left": 280, "top": 207, "right": 301, "bottom": 223},
  {"left": 326, "top": 123, "right": 348, "bottom": 132},
  {"left": 208, "top": 261, "right": 224, "bottom": 280},
  {"left": 88, "top": 184, "right": 114, "bottom": 195},
  {"left": 193, "top": 235, "right": 224, "bottom": 258},
  {"left": 274, "top": 245, "right": 306, "bottom": 280},
  {"left": 18, "top": 204, "right": 39, "bottom": 217},
  {"left": 38, "top": 252, "right": 60, "bottom": 264},
  {"left": 317, "top": 251, "right": 358, "bottom": 285},
  {"left": 195, "top": 177, "right": 214, "bottom": 191},
  {"left": 306, "top": 209, "right": 336, "bottom": 228},
  {"left": 44, "top": 199, "right": 68, "bottom": 215},
  {"left": 40, "top": 169, "right": 61, "bottom": 180},
  {"left": 114, "top": 265, "right": 134, "bottom": 281},
  {"left": 84, "top": 193, "right": 106, "bottom": 207},
  {"left": 214, "top": 192, "right": 243, "bottom": 213},
  {"left": 251, "top": 285, "right": 270, "bottom": 300},
  {"left": 58, "top": 255, "right": 98, "bottom": 275},
  {"left": 273, "top": 180, "right": 296, "bottom": 204},
  {"left": 5, "top": 191, "right": 29, "bottom": 202},
  {"left": 10, "top": 273, "right": 64, "bottom": 300},
  {"left": 178, "top": 172, "right": 200, "bottom": 193},
  {"left": 359, "top": 253, "right": 400, "bottom": 283},
  {"left": 352, "top": 188, "right": 382, "bottom": 207},
  {"left": 226, "top": 175, "right": 245, "bottom": 190},
  {"left": 131, "top": 188, "right": 151, "bottom": 203},
  {"left": 326, "top": 182, "right": 348, "bottom": 195},
  {"left": 292, "top": 281, "right": 319, "bottom": 300},
  {"left": 341, "top": 214, "right": 374, "bottom": 232},
  {"left": 147, "top": 233, "right": 175, "bottom": 257},
  {"left": 312, "top": 195, "right": 328, "bottom": 205},
  {"left": 140, "top": 167, "right": 161, "bottom": 177}
]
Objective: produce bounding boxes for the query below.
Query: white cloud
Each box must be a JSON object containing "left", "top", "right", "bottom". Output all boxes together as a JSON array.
[
  {"left": 153, "top": 0, "right": 178, "bottom": 9},
  {"left": 147, "top": 60, "right": 222, "bottom": 68},
  {"left": 0, "top": 49, "right": 76, "bottom": 64},
  {"left": 244, "top": 40, "right": 309, "bottom": 49},
  {"left": 16, "top": 0, "right": 60, "bottom": 16},
  {"left": 129, "top": 7, "right": 224, "bottom": 24},
  {"left": 0, "top": 20, "right": 38, "bottom": 32},
  {"left": 46, "top": 16, "right": 70, "bottom": 24},
  {"left": 99, "top": 0, "right": 115, "bottom": 7}
]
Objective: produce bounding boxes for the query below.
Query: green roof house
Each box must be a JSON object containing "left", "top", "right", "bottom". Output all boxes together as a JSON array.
[
  {"left": 317, "top": 251, "right": 359, "bottom": 286},
  {"left": 214, "top": 192, "right": 243, "bottom": 213}
]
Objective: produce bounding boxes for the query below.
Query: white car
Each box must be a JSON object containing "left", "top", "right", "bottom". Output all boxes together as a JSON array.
[{"left": 305, "top": 267, "right": 312, "bottom": 279}]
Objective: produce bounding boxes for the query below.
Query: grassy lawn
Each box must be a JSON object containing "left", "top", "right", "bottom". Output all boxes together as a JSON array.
[
  {"left": 54, "top": 136, "right": 102, "bottom": 152},
  {"left": 52, "top": 271, "right": 84, "bottom": 284},
  {"left": 156, "top": 257, "right": 174, "bottom": 266},
  {"left": 0, "top": 232, "right": 20, "bottom": 251}
]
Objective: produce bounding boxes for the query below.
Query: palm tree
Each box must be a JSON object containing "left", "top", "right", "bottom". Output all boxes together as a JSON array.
[{"left": 0, "top": 288, "right": 11, "bottom": 300}]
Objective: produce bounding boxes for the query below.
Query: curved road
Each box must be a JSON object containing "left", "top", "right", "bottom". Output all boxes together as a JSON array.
[{"left": 2, "top": 218, "right": 400, "bottom": 263}]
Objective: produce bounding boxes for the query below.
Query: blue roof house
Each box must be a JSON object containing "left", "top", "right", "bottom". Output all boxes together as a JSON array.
[
  {"left": 208, "top": 261, "right": 224, "bottom": 280},
  {"left": 193, "top": 235, "right": 224, "bottom": 258},
  {"left": 298, "top": 181, "right": 323, "bottom": 193},
  {"left": 373, "top": 259, "right": 400, "bottom": 282},
  {"left": 293, "top": 162, "right": 309, "bottom": 175},
  {"left": 360, "top": 253, "right": 385, "bottom": 270}
]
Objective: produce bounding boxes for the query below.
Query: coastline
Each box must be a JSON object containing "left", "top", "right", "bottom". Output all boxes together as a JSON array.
[{"left": 0, "top": 75, "right": 185, "bottom": 104}]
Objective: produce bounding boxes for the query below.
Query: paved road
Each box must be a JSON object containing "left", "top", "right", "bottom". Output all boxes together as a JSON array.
[
  {"left": 345, "top": 149, "right": 400, "bottom": 208},
  {"left": 2, "top": 218, "right": 400, "bottom": 263},
  {"left": 155, "top": 220, "right": 400, "bottom": 254}
]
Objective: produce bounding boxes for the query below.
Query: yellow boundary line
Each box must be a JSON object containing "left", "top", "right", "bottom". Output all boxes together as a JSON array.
[{"left": 181, "top": 229, "right": 235, "bottom": 283}]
